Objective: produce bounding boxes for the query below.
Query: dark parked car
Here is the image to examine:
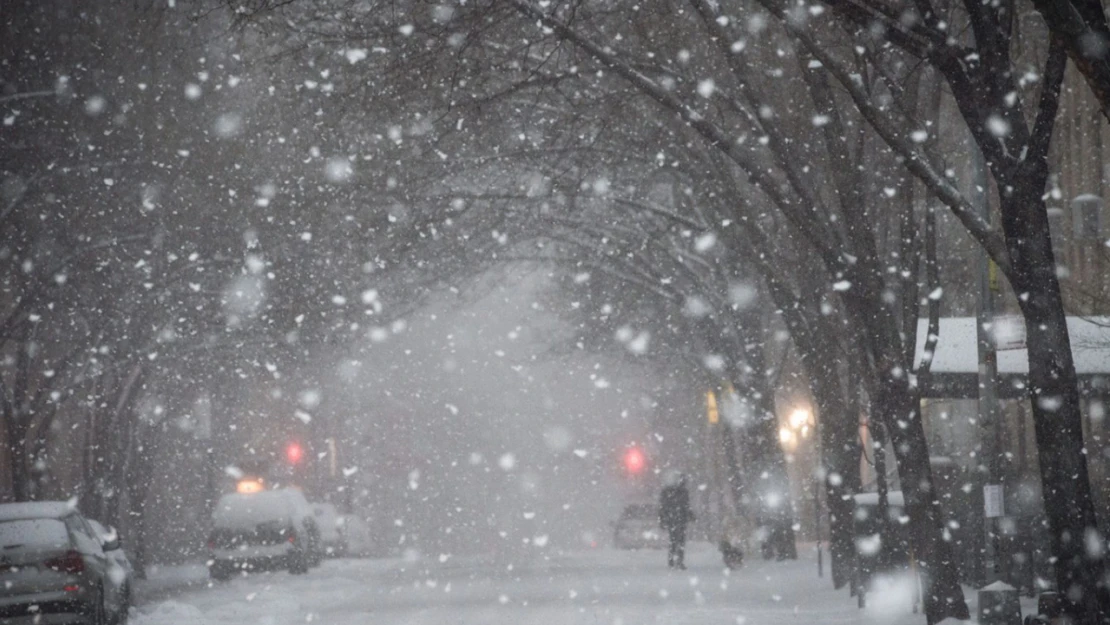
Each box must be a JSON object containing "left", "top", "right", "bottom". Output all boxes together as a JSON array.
[{"left": 0, "top": 502, "right": 119, "bottom": 624}]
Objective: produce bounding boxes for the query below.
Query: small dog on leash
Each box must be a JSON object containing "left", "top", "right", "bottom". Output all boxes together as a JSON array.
[{"left": 719, "top": 540, "right": 744, "bottom": 569}]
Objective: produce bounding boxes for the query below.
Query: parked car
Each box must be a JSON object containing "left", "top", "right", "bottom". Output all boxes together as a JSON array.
[
  {"left": 310, "top": 504, "right": 343, "bottom": 557},
  {"left": 207, "top": 488, "right": 321, "bottom": 580},
  {"left": 612, "top": 503, "right": 665, "bottom": 550},
  {"left": 87, "top": 521, "right": 132, "bottom": 625},
  {"left": 0, "top": 501, "right": 121, "bottom": 624}
]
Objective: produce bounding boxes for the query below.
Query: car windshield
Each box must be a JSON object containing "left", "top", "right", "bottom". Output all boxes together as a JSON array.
[
  {"left": 213, "top": 493, "right": 292, "bottom": 530},
  {"left": 0, "top": 519, "right": 69, "bottom": 551}
]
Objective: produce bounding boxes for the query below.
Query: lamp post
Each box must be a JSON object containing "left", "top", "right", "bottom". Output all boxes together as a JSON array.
[
  {"left": 780, "top": 407, "right": 818, "bottom": 572},
  {"left": 972, "top": 141, "right": 1003, "bottom": 585}
]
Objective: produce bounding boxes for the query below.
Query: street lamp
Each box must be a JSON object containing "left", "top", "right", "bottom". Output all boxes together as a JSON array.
[
  {"left": 779, "top": 426, "right": 797, "bottom": 449},
  {"left": 780, "top": 407, "right": 813, "bottom": 451},
  {"left": 781, "top": 406, "right": 821, "bottom": 574},
  {"left": 789, "top": 408, "right": 813, "bottom": 436}
]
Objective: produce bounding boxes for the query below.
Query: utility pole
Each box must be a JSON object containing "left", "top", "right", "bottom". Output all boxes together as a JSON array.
[{"left": 972, "top": 142, "right": 1004, "bottom": 584}]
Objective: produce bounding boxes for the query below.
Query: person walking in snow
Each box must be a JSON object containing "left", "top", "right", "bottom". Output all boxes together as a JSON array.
[{"left": 659, "top": 472, "right": 694, "bottom": 569}]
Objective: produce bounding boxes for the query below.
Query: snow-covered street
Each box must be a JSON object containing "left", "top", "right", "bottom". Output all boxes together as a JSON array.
[{"left": 132, "top": 544, "right": 932, "bottom": 625}]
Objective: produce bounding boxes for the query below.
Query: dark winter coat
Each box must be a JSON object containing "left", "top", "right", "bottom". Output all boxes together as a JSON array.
[{"left": 659, "top": 482, "right": 694, "bottom": 531}]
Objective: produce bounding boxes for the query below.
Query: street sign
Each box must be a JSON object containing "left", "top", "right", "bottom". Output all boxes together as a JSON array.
[{"left": 984, "top": 484, "right": 1004, "bottom": 518}]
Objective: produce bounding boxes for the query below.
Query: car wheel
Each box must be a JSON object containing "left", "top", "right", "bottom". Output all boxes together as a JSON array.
[
  {"left": 99, "top": 592, "right": 110, "bottom": 625},
  {"left": 114, "top": 584, "right": 130, "bottom": 625},
  {"left": 209, "top": 562, "right": 233, "bottom": 582},
  {"left": 761, "top": 541, "right": 774, "bottom": 560},
  {"left": 288, "top": 551, "right": 309, "bottom": 575},
  {"left": 85, "top": 586, "right": 108, "bottom": 625}
]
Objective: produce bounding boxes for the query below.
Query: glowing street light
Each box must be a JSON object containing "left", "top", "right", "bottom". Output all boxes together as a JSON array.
[
  {"left": 779, "top": 426, "right": 797, "bottom": 449},
  {"left": 789, "top": 408, "right": 812, "bottom": 430},
  {"left": 780, "top": 407, "right": 814, "bottom": 450}
]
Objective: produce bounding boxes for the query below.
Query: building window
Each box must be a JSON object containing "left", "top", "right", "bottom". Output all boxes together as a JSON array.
[
  {"left": 1072, "top": 194, "right": 1103, "bottom": 240},
  {"left": 1048, "top": 206, "right": 1065, "bottom": 241}
]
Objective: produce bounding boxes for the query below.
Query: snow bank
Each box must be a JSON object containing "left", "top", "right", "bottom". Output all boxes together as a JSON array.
[
  {"left": 0, "top": 501, "right": 76, "bottom": 521},
  {"left": 135, "top": 600, "right": 207, "bottom": 624},
  {"left": 852, "top": 491, "right": 906, "bottom": 508}
]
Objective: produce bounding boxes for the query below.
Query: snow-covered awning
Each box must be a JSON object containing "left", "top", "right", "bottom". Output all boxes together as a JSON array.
[
  {"left": 853, "top": 491, "right": 905, "bottom": 508},
  {"left": 912, "top": 316, "right": 1110, "bottom": 399}
]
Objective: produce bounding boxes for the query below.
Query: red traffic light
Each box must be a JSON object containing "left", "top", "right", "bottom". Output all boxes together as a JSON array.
[
  {"left": 285, "top": 442, "right": 305, "bottom": 465},
  {"left": 623, "top": 446, "right": 646, "bottom": 475}
]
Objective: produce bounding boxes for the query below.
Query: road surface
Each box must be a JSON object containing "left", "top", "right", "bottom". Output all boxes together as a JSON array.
[{"left": 131, "top": 543, "right": 934, "bottom": 625}]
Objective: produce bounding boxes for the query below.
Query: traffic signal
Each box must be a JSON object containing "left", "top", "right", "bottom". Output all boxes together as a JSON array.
[
  {"left": 623, "top": 446, "right": 646, "bottom": 475},
  {"left": 285, "top": 441, "right": 305, "bottom": 465}
]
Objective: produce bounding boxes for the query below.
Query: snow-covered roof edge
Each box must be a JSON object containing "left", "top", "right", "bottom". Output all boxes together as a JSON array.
[{"left": 913, "top": 316, "right": 1110, "bottom": 375}]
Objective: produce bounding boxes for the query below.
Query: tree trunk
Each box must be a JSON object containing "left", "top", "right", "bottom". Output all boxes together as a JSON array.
[
  {"left": 720, "top": 418, "right": 747, "bottom": 514},
  {"left": 752, "top": 251, "right": 858, "bottom": 583},
  {"left": 785, "top": 337, "right": 857, "bottom": 581},
  {"left": 1000, "top": 179, "right": 1110, "bottom": 623},
  {"left": 8, "top": 420, "right": 31, "bottom": 502},
  {"left": 122, "top": 419, "right": 150, "bottom": 578},
  {"left": 1031, "top": 0, "right": 1110, "bottom": 123},
  {"left": 9, "top": 325, "right": 33, "bottom": 502},
  {"left": 808, "top": 355, "right": 859, "bottom": 589},
  {"left": 126, "top": 474, "right": 150, "bottom": 579},
  {"left": 871, "top": 420, "right": 892, "bottom": 572},
  {"left": 743, "top": 352, "right": 797, "bottom": 560},
  {"left": 837, "top": 267, "right": 967, "bottom": 622},
  {"left": 99, "top": 364, "right": 144, "bottom": 528},
  {"left": 874, "top": 378, "right": 969, "bottom": 624}
]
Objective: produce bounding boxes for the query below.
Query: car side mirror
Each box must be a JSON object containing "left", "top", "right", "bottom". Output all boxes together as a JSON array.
[{"left": 101, "top": 527, "right": 122, "bottom": 551}]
